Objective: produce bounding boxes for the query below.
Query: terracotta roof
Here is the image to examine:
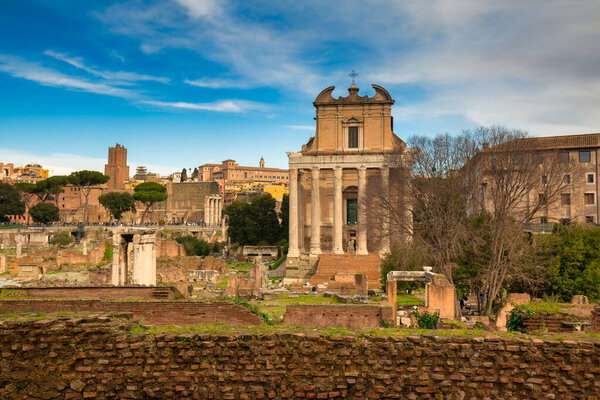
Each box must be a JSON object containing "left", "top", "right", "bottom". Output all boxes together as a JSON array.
[{"left": 510, "top": 133, "right": 600, "bottom": 150}]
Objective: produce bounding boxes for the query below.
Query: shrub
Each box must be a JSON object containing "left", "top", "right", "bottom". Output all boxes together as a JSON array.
[
  {"left": 506, "top": 305, "right": 535, "bottom": 332},
  {"left": 411, "top": 310, "right": 440, "bottom": 329},
  {"left": 51, "top": 231, "right": 74, "bottom": 248},
  {"left": 175, "top": 235, "right": 210, "bottom": 256},
  {"left": 102, "top": 240, "right": 113, "bottom": 261}
]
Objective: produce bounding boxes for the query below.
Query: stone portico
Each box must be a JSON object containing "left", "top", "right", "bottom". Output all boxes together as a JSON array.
[{"left": 285, "top": 83, "right": 412, "bottom": 284}]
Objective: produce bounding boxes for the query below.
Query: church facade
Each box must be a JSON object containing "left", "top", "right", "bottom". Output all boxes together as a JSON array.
[{"left": 285, "top": 83, "right": 413, "bottom": 285}]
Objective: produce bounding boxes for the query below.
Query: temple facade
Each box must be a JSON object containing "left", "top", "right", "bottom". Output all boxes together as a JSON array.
[{"left": 285, "top": 83, "right": 413, "bottom": 285}]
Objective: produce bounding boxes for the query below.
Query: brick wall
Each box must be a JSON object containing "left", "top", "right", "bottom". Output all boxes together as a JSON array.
[
  {"left": 0, "top": 299, "right": 261, "bottom": 326},
  {"left": 284, "top": 304, "right": 393, "bottom": 328},
  {"left": 1, "top": 316, "right": 599, "bottom": 399},
  {"left": 11, "top": 286, "right": 179, "bottom": 300}
]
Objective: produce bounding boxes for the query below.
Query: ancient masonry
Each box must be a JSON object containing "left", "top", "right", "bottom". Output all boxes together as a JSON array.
[
  {"left": 1, "top": 316, "right": 600, "bottom": 399},
  {"left": 111, "top": 229, "right": 157, "bottom": 286}
]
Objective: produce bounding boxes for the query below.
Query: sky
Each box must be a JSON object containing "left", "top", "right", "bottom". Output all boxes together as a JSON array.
[{"left": 1, "top": 0, "right": 600, "bottom": 176}]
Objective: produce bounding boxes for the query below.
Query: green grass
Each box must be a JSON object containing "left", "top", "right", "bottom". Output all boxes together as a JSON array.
[
  {"left": 269, "top": 275, "right": 284, "bottom": 281},
  {"left": 253, "top": 294, "right": 343, "bottom": 319},
  {"left": 228, "top": 261, "right": 252, "bottom": 271},
  {"left": 397, "top": 294, "right": 425, "bottom": 306},
  {"left": 527, "top": 301, "right": 565, "bottom": 314},
  {"left": 216, "top": 276, "right": 229, "bottom": 289}
]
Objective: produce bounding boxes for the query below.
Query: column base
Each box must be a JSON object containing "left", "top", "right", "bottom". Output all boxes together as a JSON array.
[
  {"left": 287, "top": 249, "right": 300, "bottom": 258},
  {"left": 356, "top": 249, "right": 369, "bottom": 256},
  {"left": 332, "top": 248, "right": 344, "bottom": 255},
  {"left": 309, "top": 248, "right": 321, "bottom": 256}
]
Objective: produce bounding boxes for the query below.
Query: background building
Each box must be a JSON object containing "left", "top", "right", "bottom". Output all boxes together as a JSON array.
[{"left": 104, "top": 143, "right": 129, "bottom": 190}]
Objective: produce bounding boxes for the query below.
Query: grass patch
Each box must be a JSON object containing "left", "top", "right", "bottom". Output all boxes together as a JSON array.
[
  {"left": 527, "top": 301, "right": 565, "bottom": 314},
  {"left": 229, "top": 261, "right": 252, "bottom": 271},
  {"left": 397, "top": 294, "right": 425, "bottom": 306},
  {"left": 269, "top": 276, "right": 284, "bottom": 281},
  {"left": 216, "top": 276, "right": 229, "bottom": 289},
  {"left": 253, "top": 293, "right": 343, "bottom": 320}
]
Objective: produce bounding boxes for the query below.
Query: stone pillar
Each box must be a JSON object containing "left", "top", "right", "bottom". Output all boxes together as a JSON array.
[
  {"left": 357, "top": 166, "right": 368, "bottom": 255},
  {"left": 0, "top": 254, "right": 6, "bottom": 273},
  {"left": 111, "top": 234, "right": 127, "bottom": 286},
  {"left": 332, "top": 166, "right": 343, "bottom": 254},
  {"left": 204, "top": 197, "right": 210, "bottom": 226},
  {"left": 132, "top": 238, "right": 143, "bottom": 284},
  {"left": 288, "top": 168, "right": 300, "bottom": 257},
  {"left": 310, "top": 167, "right": 321, "bottom": 256},
  {"left": 131, "top": 233, "right": 156, "bottom": 286},
  {"left": 217, "top": 197, "right": 222, "bottom": 226},
  {"left": 380, "top": 167, "right": 390, "bottom": 255},
  {"left": 15, "top": 235, "right": 22, "bottom": 258}
]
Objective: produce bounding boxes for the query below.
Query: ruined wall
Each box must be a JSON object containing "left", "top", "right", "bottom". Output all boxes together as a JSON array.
[
  {"left": 9, "top": 286, "right": 180, "bottom": 300},
  {"left": 156, "top": 238, "right": 184, "bottom": 257},
  {"left": 0, "top": 300, "right": 261, "bottom": 326},
  {"left": 284, "top": 304, "right": 393, "bottom": 328},
  {"left": 1, "top": 317, "right": 599, "bottom": 399}
]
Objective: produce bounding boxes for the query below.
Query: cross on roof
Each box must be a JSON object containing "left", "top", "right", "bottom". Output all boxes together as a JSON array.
[{"left": 348, "top": 70, "right": 358, "bottom": 84}]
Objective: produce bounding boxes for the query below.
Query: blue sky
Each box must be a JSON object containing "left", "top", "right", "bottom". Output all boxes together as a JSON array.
[{"left": 1, "top": 0, "right": 600, "bottom": 176}]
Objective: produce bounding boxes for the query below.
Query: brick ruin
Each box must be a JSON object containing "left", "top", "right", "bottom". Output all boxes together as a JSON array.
[{"left": 1, "top": 316, "right": 600, "bottom": 399}]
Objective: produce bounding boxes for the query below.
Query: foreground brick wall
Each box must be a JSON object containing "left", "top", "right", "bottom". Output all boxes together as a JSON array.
[
  {"left": 0, "top": 299, "right": 261, "bottom": 326},
  {"left": 284, "top": 304, "right": 393, "bottom": 328},
  {"left": 0, "top": 317, "right": 599, "bottom": 399},
  {"left": 13, "top": 286, "right": 179, "bottom": 300}
]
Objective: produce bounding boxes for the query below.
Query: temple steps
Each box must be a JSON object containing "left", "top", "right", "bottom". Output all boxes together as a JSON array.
[{"left": 308, "top": 253, "right": 381, "bottom": 289}]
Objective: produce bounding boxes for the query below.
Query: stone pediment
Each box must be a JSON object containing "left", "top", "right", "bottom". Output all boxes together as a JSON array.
[{"left": 313, "top": 84, "right": 394, "bottom": 106}]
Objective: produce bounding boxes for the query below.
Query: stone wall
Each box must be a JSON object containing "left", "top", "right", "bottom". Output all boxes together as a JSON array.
[
  {"left": 1, "top": 316, "right": 600, "bottom": 399},
  {"left": 0, "top": 300, "right": 261, "bottom": 326},
  {"left": 7, "top": 286, "right": 181, "bottom": 300},
  {"left": 283, "top": 304, "right": 393, "bottom": 328}
]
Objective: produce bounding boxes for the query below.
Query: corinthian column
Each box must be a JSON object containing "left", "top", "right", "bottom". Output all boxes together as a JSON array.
[
  {"left": 357, "top": 166, "right": 368, "bottom": 255},
  {"left": 288, "top": 168, "right": 300, "bottom": 257},
  {"left": 380, "top": 167, "right": 390, "bottom": 255},
  {"left": 310, "top": 167, "right": 321, "bottom": 256},
  {"left": 332, "top": 167, "right": 343, "bottom": 254}
]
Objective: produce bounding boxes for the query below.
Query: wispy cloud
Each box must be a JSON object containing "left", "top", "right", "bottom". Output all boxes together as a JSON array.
[
  {"left": 184, "top": 78, "right": 249, "bottom": 89},
  {"left": 142, "top": 99, "right": 269, "bottom": 113},
  {"left": 284, "top": 125, "right": 314, "bottom": 131},
  {"left": 44, "top": 50, "right": 169, "bottom": 84},
  {"left": 0, "top": 54, "right": 136, "bottom": 98}
]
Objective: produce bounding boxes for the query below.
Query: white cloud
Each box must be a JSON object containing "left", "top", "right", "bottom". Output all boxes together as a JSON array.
[
  {"left": 44, "top": 50, "right": 169, "bottom": 84},
  {"left": 142, "top": 99, "right": 268, "bottom": 113},
  {"left": 174, "top": 0, "right": 221, "bottom": 19},
  {"left": 184, "top": 78, "right": 249, "bottom": 89},
  {"left": 0, "top": 148, "right": 178, "bottom": 177},
  {"left": 0, "top": 54, "right": 137, "bottom": 98}
]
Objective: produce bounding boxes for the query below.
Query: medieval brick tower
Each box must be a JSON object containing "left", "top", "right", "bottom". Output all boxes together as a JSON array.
[{"left": 104, "top": 144, "right": 129, "bottom": 190}]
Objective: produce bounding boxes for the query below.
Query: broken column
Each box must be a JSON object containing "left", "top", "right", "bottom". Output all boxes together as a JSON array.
[
  {"left": 0, "top": 254, "right": 6, "bottom": 273},
  {"left": 250, "top": 255, "right": 266, "bottom": 298},
  {"left": 15, "top": 235, "right": 22, "bottom": 258},
  {"left": 132, "top": 232, "right": 156, "bottom": 286}
]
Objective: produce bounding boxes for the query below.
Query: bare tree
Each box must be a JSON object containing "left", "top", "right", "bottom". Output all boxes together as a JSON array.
[{"left": 465, "top": 131, "right": 573, "bottom": 314}]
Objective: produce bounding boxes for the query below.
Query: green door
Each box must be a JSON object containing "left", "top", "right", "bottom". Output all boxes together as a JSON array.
[{"left": 347, "top": 199, "right": 357, "bottom": 224}]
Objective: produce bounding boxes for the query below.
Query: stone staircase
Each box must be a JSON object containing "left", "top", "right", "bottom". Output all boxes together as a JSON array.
[
  {"left": 308, "top": 253, "right": 381, "bottom": 289},
  {"left": 152, "top": 288, "right": 171, "bottom": 299}
]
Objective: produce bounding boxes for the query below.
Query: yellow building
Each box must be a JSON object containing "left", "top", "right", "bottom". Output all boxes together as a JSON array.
[
  {"left": 14, "top": 164, "right": 49, "bottom": 182},
  {"left": 263, "top": 183, "right": 288, "bottom": 200}
]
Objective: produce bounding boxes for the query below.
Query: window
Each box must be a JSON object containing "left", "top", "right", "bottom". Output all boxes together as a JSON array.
[
  {"left": 541, "top": 175, "right": 548, "bottom": 184},
  {"left": 579, "top": 151, "right": 591, "bottom": 163},
  {"left": 563, "top": 174, "right": 571, "bottom": 184},
  {"left": 561, "top": 193, "right": 571, "bottom": 205},
  {"left": 346, "top": 199, "right": 357, "bottom": 224},
  {"left": 540, "top": 217, "right": 548, "bottom": 224},
  {"left": 558, "top": 151, "right": 570, "bottom": 163},
  {"left": 560, "top": 218, "right": 570, "bottom": 226},
  {"left": 586, "top": 216, "right": 595, "bottom": 224},
  {"left": 585, "top": 193, "right": 595, "bottom": 205},
  {"left": 538, "top": 193, "right": 547, "bottom": 205},
  {"left": 588, "top": 174, "right": 595, "bottom": 184},
  {"left": 533, "top": 153, "right": 543, "bottom": 164},
  {"left": 348, "top": 127, "right": 359, "bottom": 148},
  {"left": 513, "top": 154, "right": 523, "bottom": 164}
]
